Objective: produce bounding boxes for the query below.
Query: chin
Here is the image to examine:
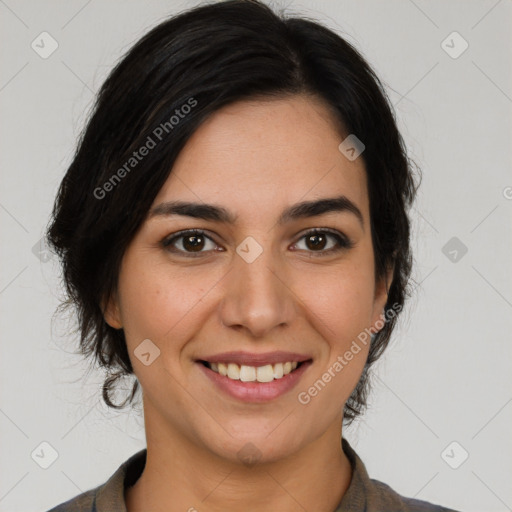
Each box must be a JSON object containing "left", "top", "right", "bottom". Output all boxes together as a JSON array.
[{"left": 202, "top": 423, "right": 306, "bottom": 466}]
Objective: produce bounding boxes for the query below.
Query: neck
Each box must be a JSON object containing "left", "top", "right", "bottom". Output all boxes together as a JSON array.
[{"left": 126, "top": 400, "right": 352, "bottom": 512}]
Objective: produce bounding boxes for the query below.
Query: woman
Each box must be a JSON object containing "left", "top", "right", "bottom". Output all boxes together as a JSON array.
[{"left": 46, "top": 0, "right": 459, "bottom": 510}]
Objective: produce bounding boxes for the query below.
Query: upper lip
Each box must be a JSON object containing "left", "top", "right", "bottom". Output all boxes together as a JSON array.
[{"left": 197, "top": 351, "right": 312, "bottom": 366}]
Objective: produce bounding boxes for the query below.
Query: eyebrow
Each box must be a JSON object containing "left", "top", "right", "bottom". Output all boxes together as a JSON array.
[{"left": 149, "top": 195, "right": 364, "bottom": 230}]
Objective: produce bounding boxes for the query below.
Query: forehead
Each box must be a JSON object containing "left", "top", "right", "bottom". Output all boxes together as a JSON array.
[{"left": 153, "top": 95, "right": 369, "bottom": 222}]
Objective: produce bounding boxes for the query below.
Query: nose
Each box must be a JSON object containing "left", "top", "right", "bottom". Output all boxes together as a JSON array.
[{"left": 218, "top": 243, "right": 297, "bottom": 339}]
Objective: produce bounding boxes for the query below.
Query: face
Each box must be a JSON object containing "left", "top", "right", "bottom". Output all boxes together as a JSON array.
[{"left": 105, "top": 94, "right": 391, "bottom": 464}]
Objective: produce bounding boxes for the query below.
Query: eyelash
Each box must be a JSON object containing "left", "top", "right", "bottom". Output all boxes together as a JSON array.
[{"left": 161, "top": 228, "right": 354, "bottom": 258}]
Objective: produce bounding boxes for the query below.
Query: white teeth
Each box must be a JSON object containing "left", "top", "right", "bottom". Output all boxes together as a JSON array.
[
  {"left": 273, "top": 363, "right": 284, "bottom": 379},
  {"left": 240, "top": 365, "right": 256, "bottom": 382},
  {"left": 227, "top": 363, "right": 240, "bottom": 379},
  {"left": 256, "top": 364, "right": 274, "bottom": 382},
  {"left": 207, "top": 361, "right": 302, "bottom": 382}
]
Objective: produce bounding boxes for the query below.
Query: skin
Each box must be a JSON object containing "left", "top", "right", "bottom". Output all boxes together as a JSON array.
[{"left": 104, "top": 94, "right": 392, "bottom": 512}]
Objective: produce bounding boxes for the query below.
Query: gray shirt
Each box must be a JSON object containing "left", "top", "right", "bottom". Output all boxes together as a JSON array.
[{"left": 46, "top": 438, "right": 460, "bottom": 511}]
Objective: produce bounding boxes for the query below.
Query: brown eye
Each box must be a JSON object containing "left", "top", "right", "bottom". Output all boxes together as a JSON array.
[
  {"left": 305, "top": 232, "right": 328, "bottom": 251},
  {"left": 293, "top": 229, "right": 353, "bottom": 255},
  {"left": 162, "top": 229, "right": 219, "bottom": 256},
  {"left": 182, "top": 234, "right": 205, "bottom": 252}
]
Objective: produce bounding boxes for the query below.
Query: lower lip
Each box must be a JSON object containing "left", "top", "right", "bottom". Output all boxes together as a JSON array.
[{"left": 197, "top": 361, "right": 312, "bottom": 403}]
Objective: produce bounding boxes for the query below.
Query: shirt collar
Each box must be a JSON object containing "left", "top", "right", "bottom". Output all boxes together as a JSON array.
[{"left": 93, "top": 437, "right": 392, "bottom": 511}]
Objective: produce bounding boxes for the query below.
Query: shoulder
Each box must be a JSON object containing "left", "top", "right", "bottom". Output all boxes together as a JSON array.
[
  {"left": 45, "top": 488, "right": 97, "bottom": 512},
  {"left": 340, "top": 438, "right": 461, "bottom": 512},
  {"left": 368, "top": 478, "right": 460, "bottom": 511},
  {"left": 44, "top": 448, "right": 147, "bottom": 512}
]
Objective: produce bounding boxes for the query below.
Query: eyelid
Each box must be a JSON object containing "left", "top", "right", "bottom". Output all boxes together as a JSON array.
[
  {"left": 161, "top": 228, "right": 221, "bottom": 256},
  {"left": 161, "top": 227, "right": 354, "bottom": 256},
  {"left": 293, "top": 227, "right": 354, "bottom": 255}
]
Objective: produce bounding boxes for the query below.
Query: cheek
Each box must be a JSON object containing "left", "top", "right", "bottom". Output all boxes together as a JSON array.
[
  {"left": 290, "top": 255, "right": 375, "bottom": 403},
  {"left": 294, "top": 257, "right": 376, "bottom": 347},
  {"left": 294, "top": 268, "right": 373, "bottom": 412},
  {"left": 117, "top": 256, "right": 221, "bottom": 353}
]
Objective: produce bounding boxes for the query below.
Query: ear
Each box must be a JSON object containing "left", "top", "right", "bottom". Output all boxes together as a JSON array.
[
  {"left": 369, "top": 263, "right": 394, "bottom": 334},
  {"left": 102, "top": 290, "right": 123, "bottom": 329}
]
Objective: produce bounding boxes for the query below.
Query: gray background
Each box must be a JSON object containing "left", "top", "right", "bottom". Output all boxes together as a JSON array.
[{"left": 1, "top": 1, "right": 511, "bottom": 511}]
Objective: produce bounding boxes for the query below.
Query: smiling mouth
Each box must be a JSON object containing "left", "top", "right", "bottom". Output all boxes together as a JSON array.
[{"left": 199, "top": 360, "right": 309, "bottom": 383}]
